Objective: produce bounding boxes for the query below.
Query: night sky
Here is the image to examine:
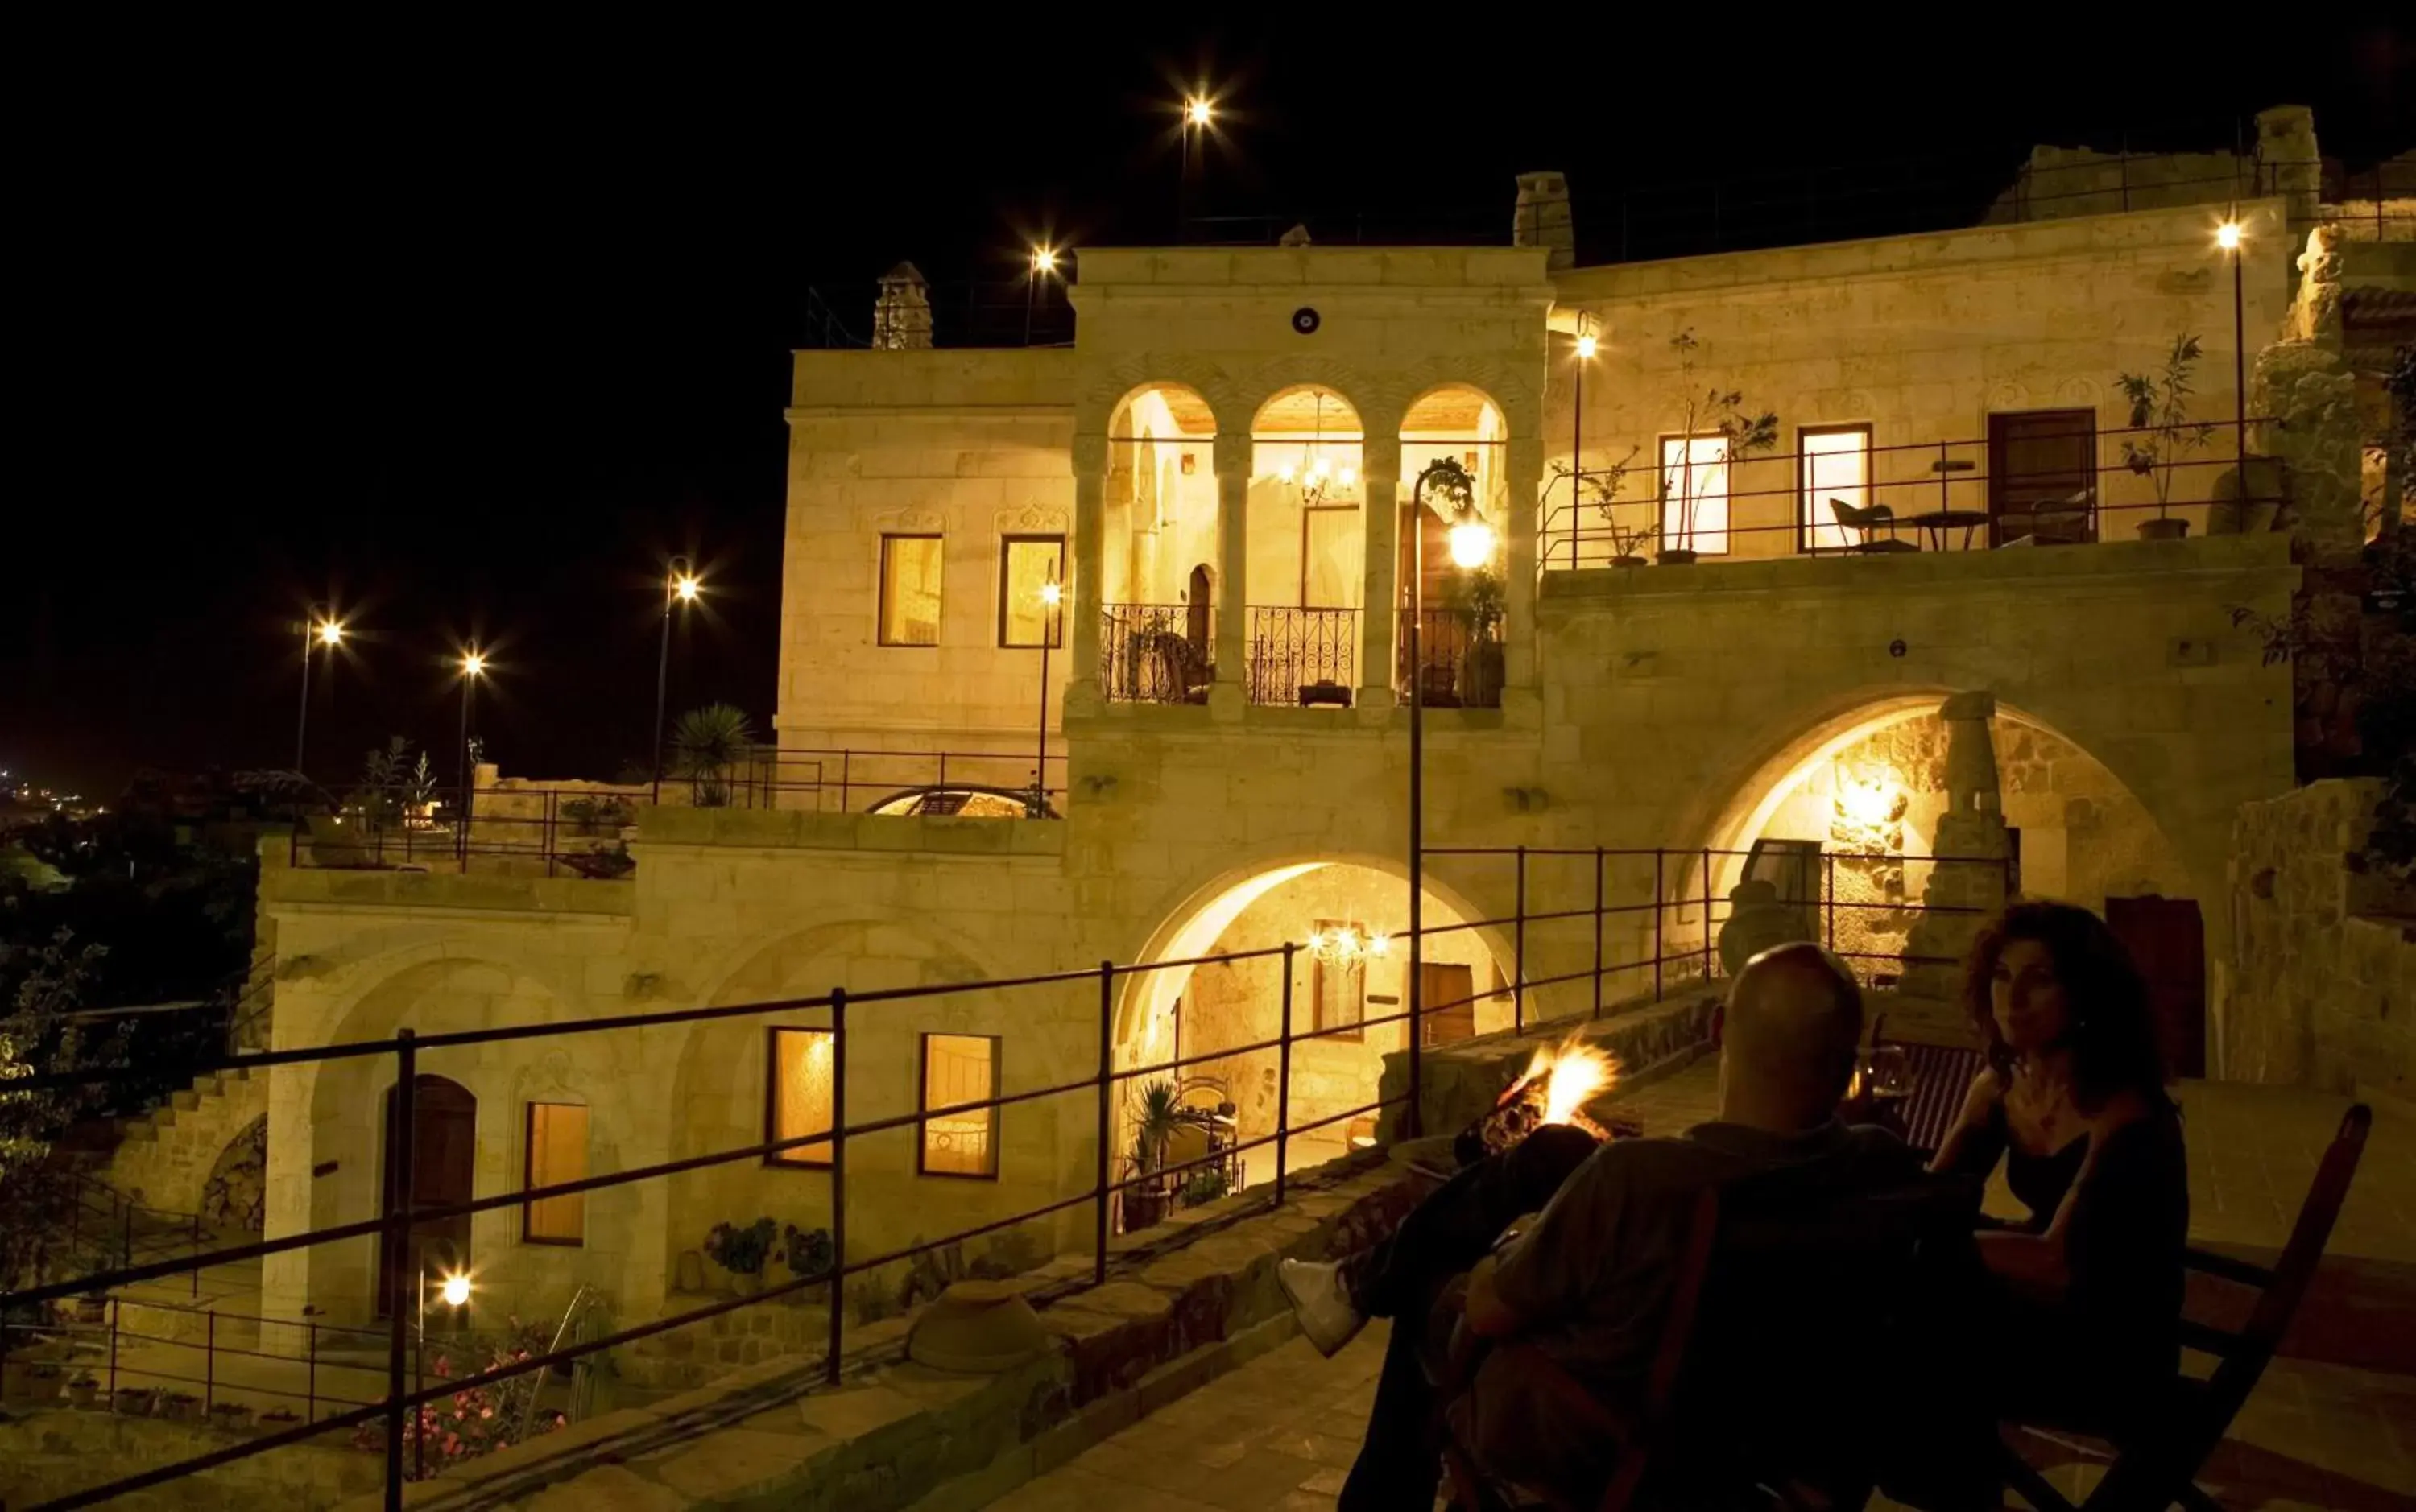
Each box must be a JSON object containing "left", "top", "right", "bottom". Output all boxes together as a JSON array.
[{"left": 8, "top": 21, "right": 2407, "bottom": 794}]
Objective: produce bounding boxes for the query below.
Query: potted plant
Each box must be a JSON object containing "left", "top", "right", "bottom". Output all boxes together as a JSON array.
[
  {"left": 671, "top": 704, "right": 755, "bottom": 808},
  {"left": 704, "top": 1217, "right": 778, "bottom": 1296},
  {"left": 158, "top": 1389, "right": 203, "bottom": 1423},
  {"left": 1446, "top": 567, "right": 1508, "bottom": 708},
  {"left": 2119, "top": 333, "right": 2217, "bottom": 541},
  {"left": 73, "top": 1292, "right": 107, "bottom": 1325},
  {"left": 781, "top": 1223, "right": 835, "bottom": 1283},
  {"left": 112, "top": 1385, "right": 157, "bottom": 1416},
  {"left": 1658, "top": 329, "right": 1779, "bottom": 564},
  {"left": 1551, "top": 444, "right": 1647, "bottom": 565},
  {"left": 1120, "top": 1080, "right": 1184, "bottom": 1233},
  {"left": 209, "top": 1399, "right": 255, "bottom": 1432},
  {"left": 65, "top": 1372, "right": 98, "bottom": 1410},
  {"left": 1606, "top": 517, "right": 1654, "bottom": 568}
]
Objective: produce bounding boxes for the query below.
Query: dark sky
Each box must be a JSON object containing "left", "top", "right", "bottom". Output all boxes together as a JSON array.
[{"left": 8, "top": 20, "right": 2408, "bottom": 795}]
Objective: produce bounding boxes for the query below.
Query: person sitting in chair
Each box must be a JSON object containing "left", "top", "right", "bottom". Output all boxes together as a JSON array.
[{"left": 1278, "top": 943, "right": 1921, "bottom": 1511}]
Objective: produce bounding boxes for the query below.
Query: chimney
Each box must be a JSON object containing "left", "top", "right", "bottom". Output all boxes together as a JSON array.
[
  {"left": 1513, "top": 172, "right": 1574, "bottom": 271},
  {"left": 871, "top": 262, "right": 934, "bottom": 350}
]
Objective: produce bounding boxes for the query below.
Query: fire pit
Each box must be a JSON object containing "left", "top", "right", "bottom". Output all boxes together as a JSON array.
[{"left": 1454, "top": 1036, "right": 1637, "bottom": 1163}]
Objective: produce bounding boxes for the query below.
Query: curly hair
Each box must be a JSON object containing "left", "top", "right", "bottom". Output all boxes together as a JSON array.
[{"left": 1961, "top": 899, "right": 2174, "bottom": 1113}]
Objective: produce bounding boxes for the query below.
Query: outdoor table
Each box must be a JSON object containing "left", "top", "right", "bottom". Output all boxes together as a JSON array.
[{"left": 1909, "top": 509, "right": 1988, "bottom": 552}]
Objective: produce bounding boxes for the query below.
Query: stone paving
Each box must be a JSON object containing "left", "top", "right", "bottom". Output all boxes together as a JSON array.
[{"left": 976, "top": 1069, "right": 2416, "bottom": 1511}]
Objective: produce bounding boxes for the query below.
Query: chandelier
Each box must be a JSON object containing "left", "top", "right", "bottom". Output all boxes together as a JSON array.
[
  {"left": 1305, "top": 923, "right": 1390, "bottom": 968},
  {"left": 1275, "top": 394, "right": 1357, "bottom": 507}
]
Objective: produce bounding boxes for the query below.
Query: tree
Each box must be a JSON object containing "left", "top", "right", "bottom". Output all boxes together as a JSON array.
[
  {"left": 2117, "top": 334, "right": 2218, "bottom": 521},
  {"left": 671, "top": 704, "right": 755, "bottom": 807},
  {"left": 1, "top": 932, "right": 125, "bottom": 1290},
  {"left": 1661, "top": 328, "right": 1779, "bottom": 558}
]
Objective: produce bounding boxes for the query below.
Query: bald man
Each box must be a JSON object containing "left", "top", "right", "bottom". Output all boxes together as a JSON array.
[{"left": 1285, "top": 943, "right": 1922, "bottom": 1512}]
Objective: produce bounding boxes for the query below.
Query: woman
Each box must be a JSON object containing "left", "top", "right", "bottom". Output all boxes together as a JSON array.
[{"left": 1930, "top": 899, "right": 2190, "bottom": 1423}]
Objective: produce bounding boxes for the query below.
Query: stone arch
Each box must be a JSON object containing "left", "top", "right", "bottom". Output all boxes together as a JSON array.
[
  {"left": 1236, "top": 358, "right": 1392, "bottom": 438},
  {"left": 201, "top": 1113, "right": 269, "bottom": 1235},
  {"left": 1085, "top": 366, "right": 1237, "bottom": 438},
  {"left": 1101, "top": 381, "right": 1223, "bottom": 614}
]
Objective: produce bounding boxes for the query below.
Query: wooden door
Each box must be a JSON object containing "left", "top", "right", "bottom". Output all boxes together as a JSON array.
[
  {"left": 2104, "top": 895, "right": 2206, "bottom": 1079},
  {"left": 379, "top": 1075, "right": 477, "bottom": 1316},
  {"left": 1421, "top": 962, "right": 1476, "bottom": 1047},
  {"left": 1988, "top": 409, "right": 2098, "bottom": 544},
  {"left": 1185, "top": 564, "right": 1214, "bottom": 657}
]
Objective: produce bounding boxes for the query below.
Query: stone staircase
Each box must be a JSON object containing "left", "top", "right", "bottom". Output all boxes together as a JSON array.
[{"left": 94, "top": 1063, "right": 269, "bottom": 1228}]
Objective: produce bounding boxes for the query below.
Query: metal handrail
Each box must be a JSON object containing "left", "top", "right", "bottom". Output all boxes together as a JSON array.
[{"left": 2, "top": 842, "right": 2011, "bottom": 1512}]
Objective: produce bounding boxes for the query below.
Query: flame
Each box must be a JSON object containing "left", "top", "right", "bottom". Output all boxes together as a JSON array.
[{"left": 1516, "top": 1036, "right": 1619, "bottom": 1126}]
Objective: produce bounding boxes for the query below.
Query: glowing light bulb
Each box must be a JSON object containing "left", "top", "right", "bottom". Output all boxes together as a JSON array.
[
  {"left": 1339, "top": 465, "right": 1358, "bottom": 487},
  {"left": 439, "top": 1273, "right": 470, "bottom": 1308},
  {"left": 1447, "top": 513, "right": 1497, "bottom": 568},
  {"left": 2215, "top": 221, "right": 2242, "bottom": 251},
  {"left": 1038, "top": 580, "right": 1062, "bottom": 607},
  {"left": 673, "top": 574, "right": 700, "bottom": 603},
  {"left": 1031, "top": 246, "right": 1058, "bottom": 275},
  {"left": 1185, "top": 98, "right": 1212, "bottom": 127},
  {"left": 316, "top": 621, "right": 344, "bottom": 647},
  {"left": 1277, "top": 464, "right": 1296, "bottom": 484},
  {"left": 1574, "top": 333, "right": 1598, "bottom": 360},
  {"left": 461, "top": 651, "right": 485, "bottom": 677}
]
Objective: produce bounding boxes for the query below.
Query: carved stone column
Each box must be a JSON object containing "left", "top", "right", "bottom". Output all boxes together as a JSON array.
[
  {"left": 1358, "top": 435, "right": 1402, "bottom": 711},
  {"left": 1504, "top": 433, "right": 1544, "bottom": 696},
  {"left": 1901, "top": 691, "right": 2011, "bottom": 998},
  {"left": 1067, "top": 430, "right": 1108, "bottom": 714},
  {"left": 1212, "top": 432, "right": 1253, "bottom": 713}
]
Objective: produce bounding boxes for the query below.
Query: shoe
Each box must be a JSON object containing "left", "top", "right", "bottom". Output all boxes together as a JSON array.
[{"left": 1276, "top": 1258, "right": 1365, "bottom": 1358}]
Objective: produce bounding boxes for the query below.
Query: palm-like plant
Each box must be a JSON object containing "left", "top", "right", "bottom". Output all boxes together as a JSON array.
[
  {"left": 2119, "top": 333, "right": 2217, "bottom": 520},
  {"left": 670, "top": 704, "right": 755, "bottom": 807}
]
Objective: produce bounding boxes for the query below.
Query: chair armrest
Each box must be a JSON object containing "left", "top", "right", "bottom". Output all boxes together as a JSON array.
[
  {"left": 2183, "top": 1246, "right": 2273, "bottom": 1288},
  {"left": 2178, "top": 1319, "right": 2244, "bottom": 1357}
]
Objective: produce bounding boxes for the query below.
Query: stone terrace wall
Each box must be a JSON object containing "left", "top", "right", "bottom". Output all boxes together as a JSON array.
[{"left": 2223, "top": 778, "right": 2416, "bottom": 1099}]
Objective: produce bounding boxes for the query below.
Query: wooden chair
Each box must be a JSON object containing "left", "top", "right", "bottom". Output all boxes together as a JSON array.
[
  {"left": 1830, "top": 498, "right": 1917, "bottom": 555},
  {"left": 1866, "top": 1013, "right": 1988, "bottom": 1159},
  {"left": 1438, "top": 1170, "right": 1979, "bottom": 1511},
  {"left": 1996, "top": 1104, "right": 2373, "bottom": 1512}
]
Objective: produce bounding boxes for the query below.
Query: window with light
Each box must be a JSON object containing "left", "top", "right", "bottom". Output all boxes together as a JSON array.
[
  {"left": 767, "top": 1027, "right": 834, "bottom": 1167},
  {"left": 998, "top": 536, "right": 1065, "bottom": 647},
  {"left": 879, "top": 535, "right": 944, "bottom": 646},
  {"left": 920, "top": 1034, "right": 999, "bottom": 1178},
  {"left": 1799, "top": 425, "right": 1872, "bottom": 554},
  {"left": 1660, "top": 435, "right": 1731, "bottom": 556},
  {"left": 522, "top": 1102, "right": 588, "bottom": 1245}
]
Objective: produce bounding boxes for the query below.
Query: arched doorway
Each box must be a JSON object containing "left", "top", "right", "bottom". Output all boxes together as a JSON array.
[
  {"left": 1248, "top": 386, "right": 1367, "bottom": 704},
  {"left": 379, "top": 1075, "right": 476, "bottom": 1316},
  {"left": 1400, "top": 385, "right": 1508, "bottom": 706},
  {"left": 1104, "top": 384, "right": 1218, "bottom": 703},
  {"left": 1120, "top": 860, "right": 1512, "bottom": 1190}
]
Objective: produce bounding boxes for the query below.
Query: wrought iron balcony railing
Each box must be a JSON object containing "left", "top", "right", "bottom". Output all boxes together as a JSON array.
[
  {"left": 1247, "top": 607, "right": 1359, "bottom": 707},
  {"left": 1398, "top": 609, "right": 1504, "bottom": 710},
  {"left": 1100, "top": 604, "right": 1213, "bottom": 704}
]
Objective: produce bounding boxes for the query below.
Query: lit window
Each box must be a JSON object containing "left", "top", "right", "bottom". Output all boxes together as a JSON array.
[
  {"left": 1660, "top": 435, "right": 1731, "bottom": 556},
  {"left": 1311, "top": 919, "right": 1366, "bottom": 1039},
  {"left": 998, "top": 536, "right": 1065, "bottom": 647},
  {"left": 522, "top": 1102, "right": 587, "bottom": 1246},
  {"left": 920, "top": 1034, "right": 999, "bottom": 1179},
  {"left": 1799, "top": 425, "right": 1872, "bottom": 554},
  {"left": 767, "top": 1028, "right": 834, "bottom": 1167},
  {"left": 879, "top": 535, "right": 944, "bottom": 646}
]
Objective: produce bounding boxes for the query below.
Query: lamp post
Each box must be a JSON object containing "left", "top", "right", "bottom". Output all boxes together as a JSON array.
[
  {"left": 1031, "top": 572, "right": 1061, "bottom": 817},
  {"left": 1179, "top": 95, "right": 1212, "bottom": 241},
  {"left": 652, "top": 558, "right": 699, "bottom": 799},
  {"left": 1571, "top": 324, "right": 1598, "bottom": 568},
  {"left": 1405, "top": 459, "right": 1496, "bottom": 1138},
  {"left": 456, "top": 651, "right": 485, "bottom": 853},
  {"left": 1025, "top": 246, "right": 1057, "bottom": 346},
  {"left": 412, "top": 1266, "right": 470, "bottom": 1481},
  {"left": 2217, "top": 217, "right": 2246, "bottom": 470},
  {"left": 294, "top": 606, "right": 342, "bottom": 775}
]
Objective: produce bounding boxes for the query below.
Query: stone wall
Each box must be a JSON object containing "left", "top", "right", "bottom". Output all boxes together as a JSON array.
[
  {"left": 0, "top": 1410, "right": 378, "bottom": 1512},
  {"left": 101, "top": 1066, "right": 269, "bottom": 1227},
  {"left": 2220, "top": 779, "right": 2416, "bottom": 1098}
]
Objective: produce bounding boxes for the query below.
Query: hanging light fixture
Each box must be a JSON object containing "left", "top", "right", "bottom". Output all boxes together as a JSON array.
[{"left": 1306, "top": 923, "right": 1391, "bottom": 967}]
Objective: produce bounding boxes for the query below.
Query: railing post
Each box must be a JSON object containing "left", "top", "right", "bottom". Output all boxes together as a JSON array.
[
  {"left": 1653, "top": 850, "right": 1665, "bottom": 1002},
  {"left": 839, "top": 750, "right": 850, "bottom": 815},
  {"left": 205, "top": 1308, "right": 215, "bottom": 1408},
  {"left": 383, "top": 1029, "right": 417, "bottom": 1511},
  {"left": 1826, "top": 853, "right": 1839, "bottom": 950},
  {"left": 825, "top": 988, "right": 847, "bottom": 1386},
  {"left": 1701, "top": 849, "right": 1714, "bottom": 983},
  {"left": 108, "top": 1298, "right": 118, "bottom": 1399},
  {"left": 1094, "top": 961, "right": 1114, "bottom": 1286},
  {"left": 1276, "top": 942, "right": 1296, "bottom": 1206},
  {"left": 308, "top": 1320, "right": 318, "bottom": 1425},
  {"left": 192, "top": 1212, "right": 202, "bottom": 1299},
  {"left": 1512, "top": 846, "right": 1528, "bottom": 1032},
  {"left": 1591, "top": 845, "right": 1606, "bottom": 1020}
]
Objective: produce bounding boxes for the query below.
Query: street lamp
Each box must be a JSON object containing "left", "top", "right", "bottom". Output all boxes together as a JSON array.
[
  {"left": 652, "top": 557, "right": 700, "bottom": 798},
  {"left": 2217, "top": 217, "right": 2246, "bottom": 470},
  {"left": 457, "top": 648, "right": 486, "bottom": 806},
  {"left": 1567, "top": 323, "right": 1599, "bottom": 568},
  {"left": 1178, "top": 93, "right": 1214, "bottom": 240},
  {"left": 1030, "top": 573, "right": 1062, "bottom": 817},
  {"left": 414, "top": 1266, "right": 471, "bottom": 1478},
  {"left": 294, "top": 605, "right": 343, "bottom": 775},
  {"left": 1404, "top": 458, "right": 1496, "bottom": 1135},
  {"left": 1026, "top": 245, "right": 1058, "bottom": 345}
]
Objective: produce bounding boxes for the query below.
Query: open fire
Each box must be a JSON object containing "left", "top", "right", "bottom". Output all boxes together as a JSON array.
[{"left": 1460, "top": 1036, "right": 1624, "bottom": 1159}]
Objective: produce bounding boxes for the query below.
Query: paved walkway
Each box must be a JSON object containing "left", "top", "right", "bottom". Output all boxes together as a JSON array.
[{"left": 983, "top": 1069, "right": 2416, "bottom": 1511}]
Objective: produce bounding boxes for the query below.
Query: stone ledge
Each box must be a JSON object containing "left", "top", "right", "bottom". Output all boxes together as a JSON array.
[
  {"left": 345, "top": 1150, "right": 1425, "bottom": 1512},
  {"left": 637, "top": 806, "right": 1067, "bottom": 857}
]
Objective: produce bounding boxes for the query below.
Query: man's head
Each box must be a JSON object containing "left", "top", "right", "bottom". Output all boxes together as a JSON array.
[{"left": 1715, "top": 943, "right": 1864, "bottom": 1133}]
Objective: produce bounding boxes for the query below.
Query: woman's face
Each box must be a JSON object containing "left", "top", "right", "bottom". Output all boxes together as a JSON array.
[{"left": 1991, "top": 937, "right": 2072, "bottom": 1053}]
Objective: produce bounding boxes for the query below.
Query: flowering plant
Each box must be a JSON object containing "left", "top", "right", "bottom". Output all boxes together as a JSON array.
[{"left": 354, "top": 1319, "right": 568, "bottom": 1478}]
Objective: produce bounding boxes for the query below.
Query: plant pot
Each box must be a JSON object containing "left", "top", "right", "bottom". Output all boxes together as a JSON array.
[
  {"left": 1122, "top": 1187, "right": 1167, "bottom": 1233},
  {"left": 210, "top": 1403, "right": 256, "bottom": 1432},
  {"left": 2136, "top": 517, "right": 2190, "bottom": 541},
  {"left": 1457, "top": 641, "right": 1506, "bottom": 710},
  {"left": 728, "top": 1270, "right": 763, "bottom": 1299},
  {"left": 65, "top": 1380, "right": 98, "bottom": 1410},
  {"left": 113, "top": 1387, "right": 157, "bottom": 1416},
  {"left": 1611, "top": 554, "right": 1647, "bottom": 568},
  {"left": 73, "top": 1296, "right": 107, "bottom": 1326},
  {"left": 159, "top": 1392, "right": 203, "bottom": 1423},
  {"left": 1656, "top": 547, "right": 1698, "bottom": 565}
]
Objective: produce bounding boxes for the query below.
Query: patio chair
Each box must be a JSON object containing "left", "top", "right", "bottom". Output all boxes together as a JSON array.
[
  {"left": 1438, "top": 1169, "right": 1979, "bottom": 1511},
  {"left": 1830, "top": 498, "right": 1917, "bottom": 555},
  {"left": 1868, "top": 1013, "right": 1988, "bottom": 1159},
  {"left": 1996, "top": 1104, "right": 2373, "bottom": 1512},
  {"left": 2009, "top": 488, "right": 2095, "bottom": 546}
]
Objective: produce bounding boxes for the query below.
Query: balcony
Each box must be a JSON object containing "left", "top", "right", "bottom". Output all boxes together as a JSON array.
[
  {"left": 1247, "top": 607, "right": 1358, "bottom": 707},
  {"left": 1398, "top": 609, "right": 1504, "bottom": 710},
  {"left": 1100, "top": 604, "right": 1214, "bottom": 704}
]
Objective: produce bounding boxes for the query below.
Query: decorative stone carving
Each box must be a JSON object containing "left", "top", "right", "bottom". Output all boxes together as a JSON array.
[
  {"left": 872, "top": 262, "right": 933, "bottom": 351},
  {"left": 1901, "top": 692, "right": 2013, "bottom": 998},
  {"left": 1512, "top": 171, "right": 1575, "bottom": 272},
  {"left": 996, "top": 503, "right": 1069, "bottom": 534}
]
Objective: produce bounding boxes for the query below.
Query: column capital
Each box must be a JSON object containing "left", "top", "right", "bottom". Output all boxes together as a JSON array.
[
  {"left": 1211, "top": 431, "right": 1253, "bottom": 476},
  {"left": 1361, "top": 433, "right": 1404, "bottom": 483},
  {"left": 1071, "top": 430, "right": 1110, "bottom": 474}
]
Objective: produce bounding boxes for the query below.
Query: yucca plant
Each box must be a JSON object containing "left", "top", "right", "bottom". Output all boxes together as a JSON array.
[
  {"left": 2118, "top": 333, "right": 2217, "bottom": 522},
  {"left": 670, "top": 704, "right": 755, "bottom": 807}
]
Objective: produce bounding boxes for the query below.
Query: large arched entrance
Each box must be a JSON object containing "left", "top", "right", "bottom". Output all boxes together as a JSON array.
[{"left": 1120, "top": 860, "right": 1512, "bottom": 1189}]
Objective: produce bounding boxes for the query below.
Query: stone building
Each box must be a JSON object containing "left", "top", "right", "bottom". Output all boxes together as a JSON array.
[{"left": 239, "top": 107, "right": 2409, "bottom": 1349}]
